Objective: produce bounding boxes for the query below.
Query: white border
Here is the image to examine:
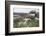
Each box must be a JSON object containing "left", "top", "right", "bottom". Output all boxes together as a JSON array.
[{"left": 10, "top": 5, "right": 43, "bottom": 32}]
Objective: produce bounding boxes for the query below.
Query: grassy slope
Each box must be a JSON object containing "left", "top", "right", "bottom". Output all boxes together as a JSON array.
[{"left": 13, "top": 17, "right": 39, "bottom": 28}]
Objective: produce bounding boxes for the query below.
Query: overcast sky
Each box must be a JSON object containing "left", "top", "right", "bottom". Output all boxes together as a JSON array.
[{"left": 13, "top": 8, "right": 39, "bottom": 13}]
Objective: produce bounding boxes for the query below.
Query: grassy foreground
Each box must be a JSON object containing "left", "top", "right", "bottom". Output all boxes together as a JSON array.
[{"left": 13, "top": 17, "right": 39, "bottom": 28}]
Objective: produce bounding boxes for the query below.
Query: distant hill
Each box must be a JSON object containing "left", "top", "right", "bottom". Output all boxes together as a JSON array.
[{"left": 13, "top": 12, "right": 35, "bottom": 19}]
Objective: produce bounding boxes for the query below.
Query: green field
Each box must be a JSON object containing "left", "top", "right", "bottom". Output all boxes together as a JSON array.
[{"left": 13, "top": 17, "right": 39, "bottom": 28}]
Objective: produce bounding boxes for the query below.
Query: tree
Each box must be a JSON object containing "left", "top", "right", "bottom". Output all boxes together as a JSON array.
[{"left": 35, "top": 12, "right": 39, "bottom": 18}]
